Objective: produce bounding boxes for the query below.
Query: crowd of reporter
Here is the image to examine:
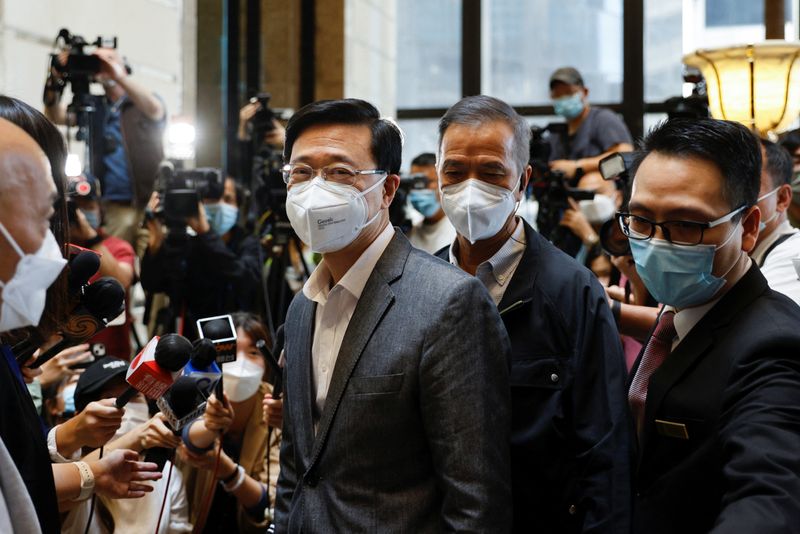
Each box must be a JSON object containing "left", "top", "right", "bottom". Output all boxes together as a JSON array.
[{"left": 0, "top": 56, "right": 799, "bottom": 534}]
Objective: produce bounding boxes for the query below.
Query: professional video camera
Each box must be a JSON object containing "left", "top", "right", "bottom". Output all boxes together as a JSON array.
[
  {"left": 528, "top": 125, "right": 594, "bottom": 249},
  {"left": 389, "top": 173, "right": 430, "bottom": 233},
  {"left": 152, "top": 164, "right": 225, "bottom": 227}
]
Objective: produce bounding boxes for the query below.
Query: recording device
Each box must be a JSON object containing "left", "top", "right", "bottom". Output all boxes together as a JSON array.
[
  {"left": 152, "top": 162, "right": 225, "bottom": 223},
  {"left": 115, "top": 334, "right": 192, "bottom": 408},
  {"left": 197, "top": 314, "right": 238, "bottom": 364},
  {"left": 50, "top": 29, "right": 125, "bottom": 81},
  {"left": 25, "top": 277, "right": 126, "bottom": 368},
  {"left": 67, "top": 249, "right": 101, "bottom": 296},
  {"left": 249, "top": 93, "right": 277, "bottom": 136},
  {"left": 599, "top": 218, "right": 630, "bottom": 257}
]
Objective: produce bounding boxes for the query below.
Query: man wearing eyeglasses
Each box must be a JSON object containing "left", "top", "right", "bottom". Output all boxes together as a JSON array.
[
  {"left": 274, "top": 99, "right": 512, "bottom": 532},
  {"left": 435, "top": 95, "right": 632, "bottom": 534},
  {"left": 622, "top": 118, "right": 800, "bottom": 533}
]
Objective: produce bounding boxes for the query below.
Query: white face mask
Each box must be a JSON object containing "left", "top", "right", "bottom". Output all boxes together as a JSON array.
[
  {"left": 286, "top": 176, "right": 386, "bottom": 253},
  {"left": 440, "top": 177, "right": 520, "bottom": 244},
  {"left": 113, "top": 397, "right": 150, "bottom": 441},
  {"left": 0, "top": 224, "right": 66, "bottom": 332},
  {"left": 579, "top": 194, "right": 616, "bottom": 224},
  {"left": 222, "top": 357, "right": 263, "bottom": 402}
]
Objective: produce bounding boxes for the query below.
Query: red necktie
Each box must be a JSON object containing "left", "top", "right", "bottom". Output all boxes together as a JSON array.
[{"left": 628, "top": 310, "right": 676, "bottom": 435}]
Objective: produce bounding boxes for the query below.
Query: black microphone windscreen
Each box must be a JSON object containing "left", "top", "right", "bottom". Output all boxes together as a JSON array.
[
  {"left": 201, "top": 318, "right": 234, "bottom": 340},
  {"left": 191, "top": 338, "right": 217, "bottom": 369},
  {"left": 82, "top": 277, "right": 126, "bottom": 320},
  {"left": 155, "top": 334, "right": 192, "bottom": 372},
  {"left": 67, "top": 251, "right": 101, "bottom": 294},
  {"left": 166, "top": 376, "right": 203, "bottom": 418}
]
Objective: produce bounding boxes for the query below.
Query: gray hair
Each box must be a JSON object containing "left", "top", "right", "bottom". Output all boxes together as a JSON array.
[{"left": 438, "top": 95, "right": 531, "bottom": 176}]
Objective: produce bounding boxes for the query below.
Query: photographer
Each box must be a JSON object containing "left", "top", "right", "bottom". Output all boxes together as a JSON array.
[
  {"left": 405, "top": 152, "right": 456, "bottom": 253},
  {"left": 44, "top": 44, "right": 166, "bottom": 253},
  {"left": 547, "top": 67, "right": 634, "bottom": 181},
  {"left": 67, "top": 175, "right": 136, "bottom": 359},
  {"left": 141, "top": 177, "right": 262, "bottom": 338}
]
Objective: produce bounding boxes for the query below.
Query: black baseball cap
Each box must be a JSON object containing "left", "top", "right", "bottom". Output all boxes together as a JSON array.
[
  {"left": 549, "top": 67, "right": 585, "bottom": 89},
  {"left": 74, "top": 356, "right": 128, "bottom": 412}
]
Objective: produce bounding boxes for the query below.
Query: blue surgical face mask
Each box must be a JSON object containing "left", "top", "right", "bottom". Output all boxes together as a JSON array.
[
  {"left": 62, "top": 382, "right": 76, "bottom": 416},
  {"left": 204, "top": 203, "right": 239, "bottom": 235},
  {"left": 552, "top": 92, "right": 585, "bottom": 120},
  {"left": 408, "top": 189, "right": 441, "bottom": 218},
  {"left": 629, "top": 225, "right": 740, "bottom": 309},
  {"left": 83, "top": 210, "right": 101, "bottom": 231}
]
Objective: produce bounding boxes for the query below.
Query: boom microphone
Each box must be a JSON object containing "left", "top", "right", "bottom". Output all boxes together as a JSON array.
[
  {"left": 115, "top": 334, "right": 191, "bottom": 408},
  {"left": 23, "top": 277, "right": 125, "bottom": 367}
]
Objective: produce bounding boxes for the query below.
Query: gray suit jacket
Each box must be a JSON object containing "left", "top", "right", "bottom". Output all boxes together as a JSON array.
[{"left": 275, "top": 231, "right": 512, "bottom": 533}]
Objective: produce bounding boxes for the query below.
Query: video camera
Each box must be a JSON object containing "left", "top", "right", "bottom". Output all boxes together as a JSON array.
[
  {"left": 528, "top": 124, "right": 595, "bottom": 245},
  {"left": 598, "top": 151, "right": 636, "bottom": 257},
  {"left": 152, "top": 163, "right": 225, "bottom": 226},
  {"left": 50, "top": 29, "right": 126, "bottom": 81}
]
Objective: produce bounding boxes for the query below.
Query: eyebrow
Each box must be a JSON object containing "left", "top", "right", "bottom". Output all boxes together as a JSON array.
[{"left": 291, "top": 154, "right": 359, "bottom": 167}]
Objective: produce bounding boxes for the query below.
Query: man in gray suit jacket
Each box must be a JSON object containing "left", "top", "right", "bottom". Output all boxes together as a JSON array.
[{"left": 274, "top": 98, "right": 512, "bottom": 532}]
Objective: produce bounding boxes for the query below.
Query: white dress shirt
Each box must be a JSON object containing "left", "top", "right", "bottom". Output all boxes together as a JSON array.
[
  {"left": 751, "top": 221, "right": 800, "bottom": 305},
  {"left": 302, "top": 223, "right": 396, "bottom": 419},
  {"left": 408, "top": 216, "right": 457, "bottom": 254},
  {"left": 448, "top": 218, "right": 526, "bottom": 305}
]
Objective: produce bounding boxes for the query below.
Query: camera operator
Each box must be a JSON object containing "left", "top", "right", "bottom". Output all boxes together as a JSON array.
[
  {"left": 45, "top": 45, "right": 166, "bottom": 253},
  {"left": 547, "top": 67, "right": 634, "bottom": 181},
  {"left": 67, "top": 175, "right": 136, "bottom": 358},
  {"left": 141, "top": 177, "right": 262, "bottom": 338},
  {"left": 405, "top": 152, "right": 457, "bottom": 253},
  {"left": 750, "top": 139, "right": 800, "bottom": 305}
]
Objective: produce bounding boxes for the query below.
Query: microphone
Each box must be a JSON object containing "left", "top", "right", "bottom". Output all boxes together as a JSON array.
[
  {"left": 115, "top": 334, "right": 191, "bottom": 408},
  {"left": 27, "top": 277, "right": 125, "bottom": 368},
  {"left": 196, "top": 314, "right": 237, "bottom": 364},
  {"left": 148, "top": 376, "right": 207, "bottom": 470},
  {"left": 184, "top": 338, "right": 224, "bottom": 401},
  {"left": 67, "top": 249, "right": 101, "bottom": 296}
]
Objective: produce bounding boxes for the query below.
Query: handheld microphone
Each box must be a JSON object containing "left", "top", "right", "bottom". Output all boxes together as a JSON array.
[
  {"left": 149, "top": 377, "right": 207, "bottom": 470},
  {"left": 67, "top": 249, "right": 101, "bottom": 296},
  {"left": 28, "top": 277, "right": 125, "bottom": 368},
  {"left": 196, "top": 314, "right": 237, "bottom": 364},
  {"left": 185, "top": 338, "right": 224, "bottom": 402},
  {"left": 115, "top": 334, "right": 191, "bottom": 408}
]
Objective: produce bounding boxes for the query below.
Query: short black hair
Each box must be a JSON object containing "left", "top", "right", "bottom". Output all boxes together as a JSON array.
[
  {"left": 438, "top": 95, "right": 531, "bottom": 176},
  {"left": 411, "top": 152, "right": 436, "bottom": 167},
  {"left": 283, "top": 98, "right": 402, "bottom": 174},
  {"left": 779, "top": 128, "right": 800, "bottom": 155},
  {"left": 761, "top": 139, "right": 793, "bottom": 189},
  {"left": 634, "top": 118, "right": 761, "bottom": 215}
]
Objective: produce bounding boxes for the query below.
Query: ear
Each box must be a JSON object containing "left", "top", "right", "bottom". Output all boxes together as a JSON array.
[
  {"left": 517, "top": 165, "right": 532, "bottom": 200},
  {"left": 582, "top": 87, "right": 590, "bottom": 99},
  {"left": 741, "top": 205, "right": 760, "bottom": 253},
  {"left": 381, "top": 174, "right": 400, "bottom": 209},
  {"left": 776, "top": 184, "right": 793, "bottom": 212}
]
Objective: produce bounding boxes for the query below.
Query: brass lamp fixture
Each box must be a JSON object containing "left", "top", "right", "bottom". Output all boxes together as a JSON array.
[{"left": 683, "top": 41, "right": 800, "bottom": 136}]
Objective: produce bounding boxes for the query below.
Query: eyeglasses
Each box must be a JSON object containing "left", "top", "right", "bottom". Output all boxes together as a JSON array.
[
  {"left": 616, "top": 205, "right": 746, "bottom": 246},
  {"left": 281, "top": 163, "right": 386, "bottom": 187}
]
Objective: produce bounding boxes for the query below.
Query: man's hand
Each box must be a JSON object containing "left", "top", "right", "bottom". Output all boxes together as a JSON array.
[
  {"left": 263, "top": 393, "right": 283, "bottom": 429},
  {"left": 145, "top": 192, "right": 165, "bottom": 252},
  {"left": 93, "top": 48, "right": 127, "bottom": 83},
  {"left": 90, "top": 449, "right": 162, "bottom": 499},
  {"left": 21, "top": 354, "right": 42, "bottom": 384},
  {"left": 559, "top": 198, "right": 598, "bottom": 246},
  {"left": 238, "top": 102, "right": 260, "bottom": 141},
  {"left": 73, "top": 399, "right": 125, "bottom": 448},
  {"left": 39, "top": 344, "right": 93, "bottom": 389},
  {"left": 138, "top": 413, "right": 181, "bottom": 450},
  {"left": 204, "top": 393, "right": 234, "bottom": 434},
  {"left": 186, "top": 203, "right": 211, "bottom": 235},
  {"left": 549, "top": 159, "right": 581, "bottom": 179}
]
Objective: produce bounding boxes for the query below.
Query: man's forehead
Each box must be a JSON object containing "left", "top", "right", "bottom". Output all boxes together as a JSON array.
[
  {"left": 440, "top": 121, "right": 514, "bottom": 156},
  {"left": 291, "top": 123, "right": 374, "bottom": 162}
]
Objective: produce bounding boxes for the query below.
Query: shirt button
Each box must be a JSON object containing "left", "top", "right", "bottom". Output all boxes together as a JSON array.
[
  {"left": 550, "top": 373, "right": 559, "bottom": 383},
  {"left": 568, "top": 504, "right": 577, "bottom": 515}
]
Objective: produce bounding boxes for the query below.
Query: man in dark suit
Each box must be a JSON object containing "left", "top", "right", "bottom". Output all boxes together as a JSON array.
[
  {"left": 435, "top": 95, "right": 632, "bottom": 533},
  {"left": 622, "top": 118, "right": 800, "bottom": 533},
  {"left": 274, "top": 98, "right": 512, "bottom": 532}
]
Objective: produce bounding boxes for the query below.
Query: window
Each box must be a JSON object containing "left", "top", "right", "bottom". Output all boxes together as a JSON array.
[
  {"left": 398, "top": 119, "right": 441, "bottom": 172},
  {"left": 644, "top": 0, "right": 683, "bottom": 102},
  {"left": 482, "top": 0, "right": 624, "bottom": 105},
  {"left": 396, "top": 0, "right": 462, "bottom": 109}
]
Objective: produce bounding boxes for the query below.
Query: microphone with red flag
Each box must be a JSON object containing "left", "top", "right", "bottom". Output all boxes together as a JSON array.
[{"left": 115, "top": 334, "right": 192, "bottom": 408}]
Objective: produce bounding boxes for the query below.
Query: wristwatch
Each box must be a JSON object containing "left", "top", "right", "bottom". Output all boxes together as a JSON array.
[{"left": 73, "top": 461, "right": 95, "bottom": 501}]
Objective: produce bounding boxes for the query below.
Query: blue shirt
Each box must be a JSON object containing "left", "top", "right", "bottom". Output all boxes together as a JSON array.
[{"left": 101, "top": 97, "right": 134, "bottom": 202}]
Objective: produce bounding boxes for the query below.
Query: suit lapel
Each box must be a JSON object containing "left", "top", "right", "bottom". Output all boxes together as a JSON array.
[
  {"left": 307, "top": 232, "right": 409, "bottom": 468},
  {"left": 292, "top": 296, "right": 317, "bottom": 463}
]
